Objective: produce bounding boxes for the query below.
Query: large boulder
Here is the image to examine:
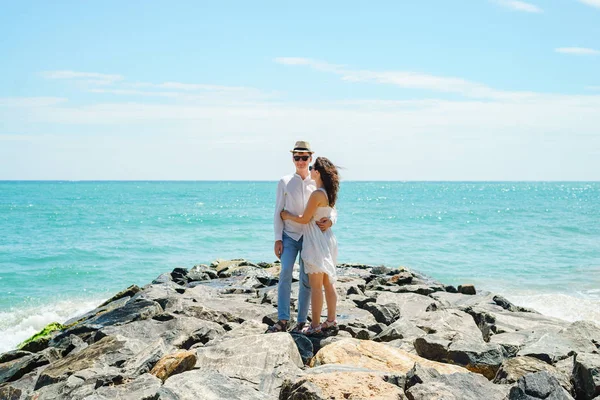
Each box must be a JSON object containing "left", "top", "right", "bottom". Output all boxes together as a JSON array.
[
  {"left": 494, "top": 356, "right": 573, "bottom": 394},
  {"left": 572, "top": 352, "right": 600, "bottom": 400},
  {"left": 507, "top": 371, "right": 574, "bottom": 400},
  {"left": 280, "top": 370, "right": 407, "bottom": 399},
  {"left": 0, "top": 352, "right": 49, "bottom": 384},
  {"left": 157, "top": 370, "right": 269, "bottom": 400},
  {"left": 311, "top": 338, "right": 468, "bottom": 375},
  {"left": 194, "top": 333, "right": 303, "bottom": 395}
]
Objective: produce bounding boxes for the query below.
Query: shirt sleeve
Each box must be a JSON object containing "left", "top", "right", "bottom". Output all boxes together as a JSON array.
[
  {"left": 330, "top": 207, "right": 338, "bottom": 226},
  {"left": 274, "top": 179, "right": 285, "bottom": 241}
]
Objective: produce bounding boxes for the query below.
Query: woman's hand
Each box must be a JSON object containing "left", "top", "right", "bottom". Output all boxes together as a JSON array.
[{"left": 280, "top": 210, "right": 293, "bottom": 220}]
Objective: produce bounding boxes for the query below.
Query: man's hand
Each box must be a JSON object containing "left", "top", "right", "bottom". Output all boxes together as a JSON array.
[
  {"left": 274, "top": 240, "right": 283, "bottom": 259},
  {"left": 316, "top": 217, "right": 333, "bottom": 232}
]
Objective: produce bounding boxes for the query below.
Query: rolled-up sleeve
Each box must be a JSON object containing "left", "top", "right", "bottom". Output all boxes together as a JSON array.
[
  {"left": 330, "top": 207, "right": 338, "bottom": 226},
  {"left": 274, "top": 179, "right": 285, "bottom": 241}
]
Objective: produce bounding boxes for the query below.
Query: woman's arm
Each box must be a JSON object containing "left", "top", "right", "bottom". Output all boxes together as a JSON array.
[{"left": 281, "top": 191, "right": 326, "bottom": 224}]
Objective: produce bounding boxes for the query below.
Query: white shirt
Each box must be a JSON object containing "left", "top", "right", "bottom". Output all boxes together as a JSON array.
[{"left": 274, "top": 173, "right": 337, "bottom": 241}]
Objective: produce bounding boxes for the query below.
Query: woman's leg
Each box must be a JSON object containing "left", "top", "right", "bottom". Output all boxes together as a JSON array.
[
  {"left": 323, "top": 274, "right": 337, "bottom": 322},
  {"left": 308, "top": 273, "right": 324, "bottom": 327}
]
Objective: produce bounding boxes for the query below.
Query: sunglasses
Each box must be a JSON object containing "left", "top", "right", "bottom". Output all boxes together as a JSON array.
[
  {"left": 309, "top": 165, "right": 317, "bottom": 171},
  {"left": 294, "top": 155, "right": 310, "bottom": 162}
]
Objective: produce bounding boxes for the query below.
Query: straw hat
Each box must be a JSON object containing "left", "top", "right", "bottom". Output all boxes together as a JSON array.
[{"left": 290, "top": 140, "right": 314, "bottom": 153}]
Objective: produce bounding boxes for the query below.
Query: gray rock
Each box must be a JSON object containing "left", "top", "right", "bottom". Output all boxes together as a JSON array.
[
  {"left": 187, "top": 264, "right": 219, "bottom": 281},
  {"left": 152, "top": 272, "right": 173, "bottom": 284},
  {"left": 62, "top": 297, "right": 131, "bottom": 327},
  {"left": 406, "top": 367, "right": 509, "bottom": 400},
  {"left": 34, "top": 335, "right": 145, "bottom": 390},
  {"left": 374, "top": 318, "right": 427, "bottom": 343},
  {"left": 508, "top": 370, "right": 574, "bottom": 400},
  {"left": 573, "top": 352, "right": 600, "bottom": 400},
  {"left": 494, "top": 356, "right": 573, "bottom": 395},
  {"left": 458, "top": 284, "right": 477, "bottom": 295},
  {"left": 83, "top": 297, "right": 163, "bottom": 328},
  {"left": 447, "top": 339, "right": 505, "bottom": 379},
  {"left": 364, "top": 303, "right": 401, "bottom": 325},
  {"left": 157, "top": 370, "right": 268, "bottom": 400},
  {"left": 194, "top": 333, "right": 303, "bottom": 394},
  {"left": 98, "top": 285, "right": 141, "bottom": 308},
  {"left": 375, "top": 292, "right": 439, "bottom": 318},
  {"left": 0, "top": 353, "right": 49, "bottom": 384},
  {"left": 347, "top": 294, "right": 376, "bottom": 308},
  {"left": 0, "top": 351, "right": 32, "bottom": 364},
  {"left": 87, "top": 373, "right": 161, "bottom": 400}
]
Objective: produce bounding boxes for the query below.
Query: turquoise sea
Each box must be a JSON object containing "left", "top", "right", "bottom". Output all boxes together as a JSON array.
[{"left": 1, "top": 181, "right": 599, "bottom": 352}]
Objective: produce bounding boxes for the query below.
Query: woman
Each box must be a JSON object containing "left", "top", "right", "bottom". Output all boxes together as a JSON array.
[{"left": 281, "top": 157, "right": 339, "bottom": 335}]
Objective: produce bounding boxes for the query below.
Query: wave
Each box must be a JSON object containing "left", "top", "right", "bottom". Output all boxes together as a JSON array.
[{"left": 0, "top": 296, "right": 106, "bottom": 353}]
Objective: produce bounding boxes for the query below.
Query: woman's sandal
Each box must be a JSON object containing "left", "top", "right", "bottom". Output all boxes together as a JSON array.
[
  {"left": 266, "top": 320, "right": 288, "bottom": 333},
  {"left": 321, "top": 319, "right": 338, "bottom": 331},
  {"left": 302, "top": 323, "right": 322, "bottom": 336}
]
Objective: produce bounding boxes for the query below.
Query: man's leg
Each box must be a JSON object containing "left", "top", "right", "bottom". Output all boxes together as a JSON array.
[
  {"left": 277, "top": 233, "right": 300, "bottom": 322},
  {"left": 297, "top": 239, "right": 311, "bottom": 324}
]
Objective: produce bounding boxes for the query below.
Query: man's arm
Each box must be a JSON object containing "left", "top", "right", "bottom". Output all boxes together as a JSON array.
[{"left": 274, "top": 179, "right": 285, "bottom": 258}]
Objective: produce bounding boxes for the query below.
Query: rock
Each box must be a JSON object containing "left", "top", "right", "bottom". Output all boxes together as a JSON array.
[
  {"left": 387, "top": 272, "right": 413, "bottom": 285},
  {"left": 280, "top": 371, "right": 406, "bottom": 399},
  {"left": 339, "top": 325, "right": 373, "bottom": 340},
  {"left": 517, "top": 329, "right": 587, "bottom": 364},
  {"left": 375, "top": 292, "right": 439, "bottom": 318},
  {"left": 492, "top": 295, "right": 535, "bottom": 313},
  {"left": 458, "top": 284, "right": 477, "bottom": 295},
  {"left": 82, "top": 297, "right": 163, "bottom": 328},
  {"left": 447, "top": 339, "right": 505, "bottom": 379},
  {"left": 194, "top": 333, "right": 303, "bottom": 394},
  {"left": 508, "top": 371, "right": 574, "bottom": 399},
  {"left": 370, "top": 266, "right": 395, "bottom": 275},
  {"left": 405, "top": 367, "right": 509, "bottom": 400},
  {"left": 408, "top": 309, "right": 484, "bottom": 341},
  {"left": 494, "top": 356, "right": 573, "bottom": 394},
  {"left": 0, "top": 352, "right": 49, "bottom": 384},
  {"left": 187, "top": 264, "right": 219, "bottom": 281},
  {"left": 290, "top": 333, "right": 314, "bottom": 365},
  {"left": 573, "top": 352, "right": 600, "bottom": 400},
  {"left": 311, "top": 338, "right": 468, "bottom": 375},
  {"left": 51, "top": 334, "right": 88, "bottom": 358},
  {"left": 17, "top": 323, "right": 64, "bottom": 353},
  {"left": 347, "top": 294, "right": 375, "bottom": 308},
  {"left": 34, "top": 335, "right": 145, "bottom": 390},
  {"left": 150, "top": 350, "right": 197, "bottom": 382},
  {"left": 0, "top": 351, "right": 31, "bottom": 364},
  {"left": 157, "top": 370, "right": 268, "bottom": 400},
  {"left": 98, "top": 285, "right": 141, "bottom": 307},
  {"left": 62, "top": 296, "right": 131, "bottom": 327},
  {"left": 121, "top": 338, "right": 170, "bottom": 376},
  {"left": 152, "top": 272, "right": 173, "bottom": 284},
  {"left": 373, "top": 318, "right": 427, "bottom": 343},
  {"left": 363, "top": 303, "right": 401, "bottom": 325},
  {"left": 96, "top": 315, "right": 223, "bottom": 349},
  {"left": 170, "top": 267, "right": 189, "bottom": 285},
  {"left": 177, "top": 324, "right": 226, "bottom": 349},
  {"left": 91, "top": 373, "right": 162, "bottom": 400}
]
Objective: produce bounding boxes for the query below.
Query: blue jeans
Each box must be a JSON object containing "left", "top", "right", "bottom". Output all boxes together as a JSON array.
[{"left": 278, "top": 232, "right": 311, "bottom": 323}]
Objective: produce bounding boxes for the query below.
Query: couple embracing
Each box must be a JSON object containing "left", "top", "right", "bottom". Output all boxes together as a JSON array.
[{"left": 268, "top": 141, "right": 340, "bottom": 336}]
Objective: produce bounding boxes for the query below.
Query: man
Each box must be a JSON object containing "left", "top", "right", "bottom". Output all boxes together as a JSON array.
[{"left": 268, "top": 140, "right": 336, "bottom": 333}]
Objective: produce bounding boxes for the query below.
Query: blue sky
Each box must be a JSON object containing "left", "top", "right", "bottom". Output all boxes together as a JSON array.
[{"left": 1, "top": 0, "right": 599, "bottom": 180}]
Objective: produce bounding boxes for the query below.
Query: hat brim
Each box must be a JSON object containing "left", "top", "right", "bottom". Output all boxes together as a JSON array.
[{"left": 290, "top": 149, "right": 314, "bottom": 154}]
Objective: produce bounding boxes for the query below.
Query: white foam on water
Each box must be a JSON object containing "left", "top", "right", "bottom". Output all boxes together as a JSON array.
[
  {"left": 0, "top": 297, "right": 106, "bottom": 353},
  {"left": 506, "top": 291, "right": 600, "bottom": 323}
]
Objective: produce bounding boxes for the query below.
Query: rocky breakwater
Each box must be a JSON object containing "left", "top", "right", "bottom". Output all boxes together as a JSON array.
[{"left": 1, "top": 259, "right": 599, "bottom": 399}]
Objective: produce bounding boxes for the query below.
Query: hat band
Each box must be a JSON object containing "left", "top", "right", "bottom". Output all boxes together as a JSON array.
[{"left": 293, "top": 147, "right": 310, "bottom": 151}]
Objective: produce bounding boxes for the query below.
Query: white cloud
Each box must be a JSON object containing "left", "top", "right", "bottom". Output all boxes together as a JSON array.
[
  {"left": 493, "top": 0, "right": 543, "bottom": 13},
  {"left": 275, "top": 57, "right": 537, "bottom": 100},
  {"left": 555, "top": 47, "right": 600, "bottom": 55},
  {"left": 0, "top": 97, "right": 67, "bottom": 107},
  {"left": 578, "top": 0, "right": 600, "bottom": 8},
  {"left": 42, "top": 70, "right": 124, "bottom": 85}
]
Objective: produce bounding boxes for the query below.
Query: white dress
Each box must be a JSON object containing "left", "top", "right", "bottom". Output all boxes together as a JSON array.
[{"left": 301, "top": 188, "right": 338, "bottom": 282}]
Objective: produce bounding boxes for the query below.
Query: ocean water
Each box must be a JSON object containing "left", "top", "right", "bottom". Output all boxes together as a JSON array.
[{"left": 1, "top": 181, "right": 599, "bottom": 352}]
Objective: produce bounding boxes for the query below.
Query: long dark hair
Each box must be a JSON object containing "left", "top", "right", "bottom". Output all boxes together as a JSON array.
[{"left": 313, "top": 157, "right": 340, "bottom": 207}]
